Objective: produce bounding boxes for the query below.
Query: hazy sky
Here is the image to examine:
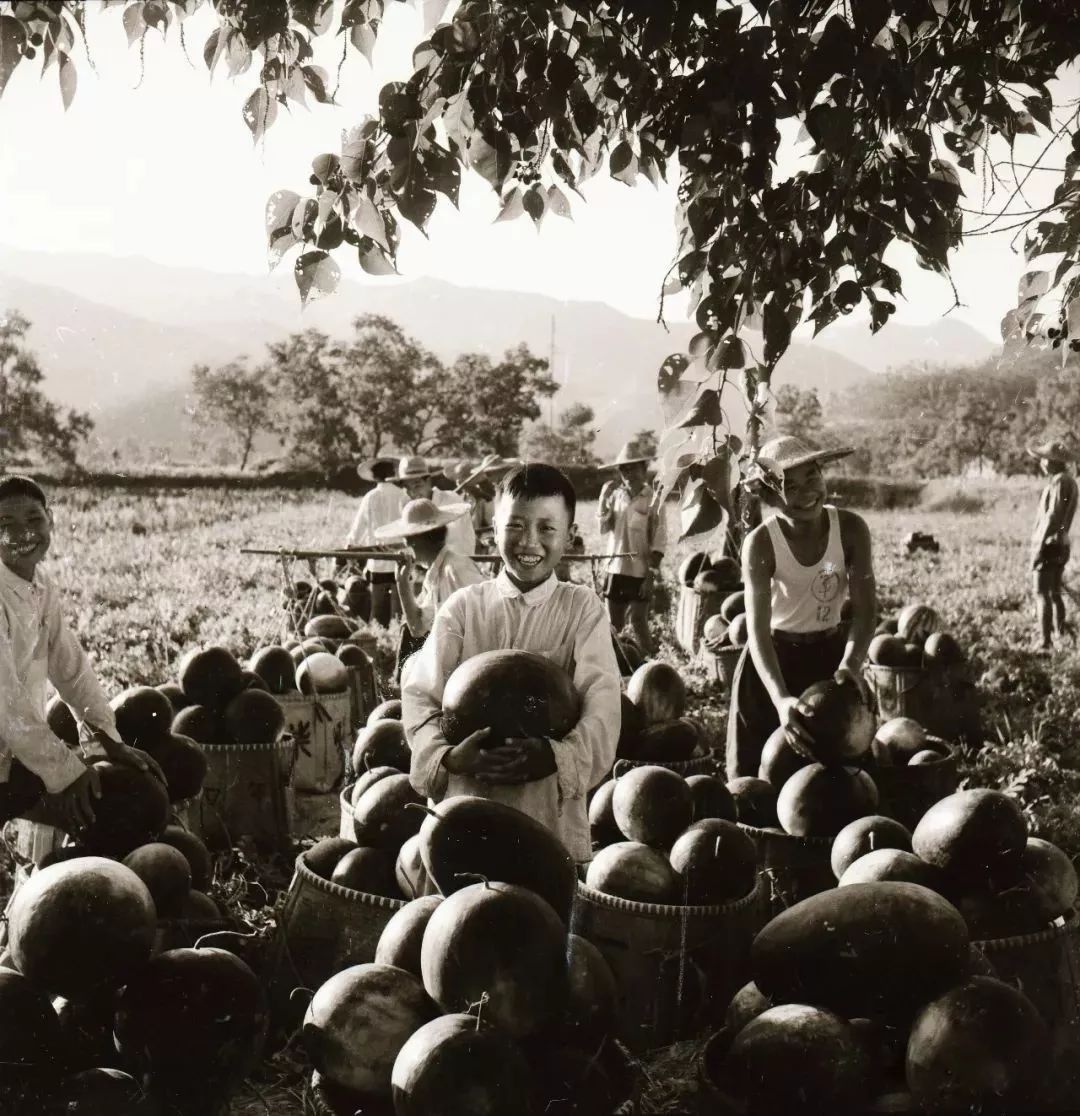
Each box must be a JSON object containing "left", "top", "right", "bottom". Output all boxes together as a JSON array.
[{"left": 0, "top": 1, "right": 1074, "bottom": 341}]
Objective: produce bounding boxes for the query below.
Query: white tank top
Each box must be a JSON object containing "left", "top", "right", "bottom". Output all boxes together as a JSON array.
[{"left": 765, "top": 505, "right": 848, "bottom": 633}]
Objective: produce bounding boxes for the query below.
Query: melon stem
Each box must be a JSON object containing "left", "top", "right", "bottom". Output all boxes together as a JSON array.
[
  {"left": 454, "top": 871, "right": 492, "bottom": 889},
  {"left": 403, "top": 802, "right": 441, "bottom": 819}
]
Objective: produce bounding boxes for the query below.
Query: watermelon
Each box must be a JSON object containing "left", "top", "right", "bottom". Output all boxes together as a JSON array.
[
  {"left": 758, "top": 726, "right": 812, "bottom": 789},
  {"left": 420, "top": 882, "right": 568, "bottom": 1038},
  {"left": 303, "top": 963, "right": 436, "bottom": 1096},
  {"left": 588, "top": 780, "right": 621, "bottom": 848},
  {"left": 440, "top": 650, "right": 580, "bottom": 749},
  {"left": 157, "top": 682, "right": 191, "bottom": 715},
  {"left": 837, "top": 849, "right": 947, "bottom": 893},
  {"left": 374, "top": 896, "right": 444, "bottom": 980},
  {"left": 686, "top": 774, "right": 736, "bottom": 823},
  {"left": 830, "top": 816, "right": 912, "bottom": 880},
  {"left": 351, "top": 765, "right": 399, "bottom": 806},
  {"left": 149, "top": 733, "right": 207, "bottom": 803},
  {"left": 46, "top": 695, "right": 80, "bottom": 747},
  {"left": 247, "top": 646, "right": 296, "bottom": 694},
  {"left": 297, "top": 653, "right": 350, "bottom": 695},
  {"left": 395, "top": 834, "right": 432, "bottom": 899},
  {"left": 391, "top": 1013, "right": 536, "bottom": 1116},
  {"left": 171, "top": 704, "right": 224, "bottom": 746},
  {"left": 368, "top": 699, "right": 403, "bottom": 725},
  {"left": 0, "top": 968, "right": 64, "bottom": 1106},
  {"left": 351, "top": 774, "right": 424, "bottom": 853},
  {"left": 727, "top": 776, "right": 779, "bottom": 828},
  {"left": 81, "top": 762, "right": 171, "bottom": 858},
  {"left": 177, "top": 646, "right": 247, "bottom": 709},
  {"left": 49, "top": 1068, "right": 152, "bottom": 1116},
  {"left": 223, "top": 689, "right": 285, "bottom": 744},
  {"left": 626, "top": 661, "right": 686, "bottom": 724},
  {"left": 352, "top": 720, "right": 410, "bottom": 774},
  {"left": 897, "top": 603, "right": 939, "bottom": 642},
  {"left": 114, "top": 947, "right": 268, "bottom": 1111},
  {"left": 9, "top": 858, "right": 156, "bottom": 997},
  {"left": 797, "top": 678, "right": 874, "bottom": 766},
  {"left": 585, "top": 841, "right": 681, "bottom": 904},
  {"left": 669, "top": 818, "right": 756, "bottom": 904},
  {"left": 304, "top": 837, "right": 357, "bottom": 882},
  {"left": 611, "top": 765, "right": 693, "bottom": 848},
  {"left": 417, "top": 796, "right": 576, "bottom": 923},
  {"left": 157, "top": 826, "right": 212, "bottom": 892},
  {"left": 331, "top": 848, "right": 401, "bottom": 900},
  {"left": 122, "top": 843, "right": 193, "bottom": 917},
  {"left": 111, "top": 686, "right": 174, "bottom": 749},
  {"left": 560, "top": 934, "right": 618, "bottom": 1046},
  {"left": 305, "top": 615, "right": 355, "bottom": 641},
  {"left": 776, "top": 764, "right": 879, "bottom": 838}
]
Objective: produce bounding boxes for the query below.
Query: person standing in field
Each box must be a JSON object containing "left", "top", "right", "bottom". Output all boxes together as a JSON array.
[
  {"left": 1028, "top": 439, "right": 1079, "bottom": 652},
  {"left": 399, "top": 456, "right": 476, "bottom": 559},
  {"left": 346, "top": 458, "right": 406, "bottom": 627},
  {"left": 0, "top": 475, "right": 159, "bottom": 840},
  {"left": 726, "top": 436, "right": 877, "bottom": 780},
  {"left": 597, "top": 443, "right": 667, "bottom": 656},
  {"left": 402, "top": 463, "right": 620, "bottom": 865},
  {"left": 375, "top": 498, "right": 485, "bottom": 681}
]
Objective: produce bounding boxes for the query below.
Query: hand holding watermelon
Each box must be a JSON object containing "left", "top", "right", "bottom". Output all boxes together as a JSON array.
[
  {"left": 479, "top": 736, "right": 557, "bottom": 786},
  {"left": 442, "top": 728, "right": 520, "bottom": 781},
  {"left": 776, "top": 696, "right": 815, "bottom": 756}
]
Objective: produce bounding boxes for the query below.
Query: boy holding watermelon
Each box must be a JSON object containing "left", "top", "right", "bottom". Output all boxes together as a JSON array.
[
  {"left": 402, "top": 463, "right": 621, "bottom": 863},
  {"left": 0, "top": 476, "right": 154, "bottom": 836},
  {"left": 727, "top": 437, "right": 877, "bottom": 779}
]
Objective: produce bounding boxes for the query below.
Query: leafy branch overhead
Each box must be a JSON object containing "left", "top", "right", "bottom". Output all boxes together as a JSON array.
[{"left": 5, "top": 2, "right": 1080, "bottom": 368}]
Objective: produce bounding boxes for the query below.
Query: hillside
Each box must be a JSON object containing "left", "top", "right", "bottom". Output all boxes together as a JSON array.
[{"left": 0, "top": 247, "right": 999, "bottom": 456}]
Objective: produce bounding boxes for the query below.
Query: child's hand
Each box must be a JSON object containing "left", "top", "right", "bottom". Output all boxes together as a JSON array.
[
  {"left": 94, "top": 733, "right": 168, "bottom": 787},
  {"left": 776, "top": 696, "right": 815, "bottom": 756},
  {"left": 443, "top": 728, "right": 518, "bottom": 779},
  {"left": 56, "top": 766, "right": 101, "bottom": 832},
  {"left": 481, "top": 737, "right": 557, "bottom": 786}
]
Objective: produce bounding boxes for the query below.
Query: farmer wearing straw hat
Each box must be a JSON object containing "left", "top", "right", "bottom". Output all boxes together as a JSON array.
[
  {"left": 1028, "top": 438, "right": 1078, "bottom": 652},
  {"left": 346, "top": 457, "right": 406, "bottom": 627},
  {"left": 450, "top": 454, "right": 520, "bottom": 553},
  {"left": 375, "top": 498, "right": 485, "bottom": 681},
  {"left": 399, "top": 456, "right": 476, "bottom": 559},
  {"left": 727, "top": 435, "right": 877, "bottom": 780},
  {"left": 597, "top": 442, "right": 667, "bottom": 655}
]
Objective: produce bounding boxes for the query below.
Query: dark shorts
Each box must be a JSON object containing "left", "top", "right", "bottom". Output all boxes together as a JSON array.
[
  {"left": 725, "top": 627, "right": 848, "bottom": 780},
  {"left": 603, "top": 573, "right": 645, "bottom": 603},
  {"left": 394, "top": 626, "right": 427, "bottom": 684},
  {"left": 368, "top": 572, "right": 397, "bottom": 586},
  {"left": 0, "top": 761, "right": 48, "bottom": 827}
]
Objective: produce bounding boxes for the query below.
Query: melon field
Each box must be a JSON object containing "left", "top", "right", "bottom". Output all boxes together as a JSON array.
[{"left": 7, "top": 476, "right": 1077, "bottom": 1114}]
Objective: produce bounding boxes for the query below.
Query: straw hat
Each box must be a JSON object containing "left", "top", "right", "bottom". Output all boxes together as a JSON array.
[
  {"left": 599, "top": 442, "right": 654, "bottom": 471},
  {"left": 374, "top": 497, "right": 472, "bottom": 539},
  {"left": 454, "top": 453, "right": 521, "bottom": 492},
  {"left": 398, "top": 455, "right": 436, "bottom": 481},
  {"left": 356, "top": 457, "right": 397, "bottom": 483},
  {"left": 755, "top": 435, "right": 853, "bottom": 484},
  {"left": 1027, "top": 439, "right": 1073, "bottom": 465}
]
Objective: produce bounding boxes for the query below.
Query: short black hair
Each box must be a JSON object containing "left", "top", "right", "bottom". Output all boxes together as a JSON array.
[
  {"left": 497, "top": 463, "right": 576, "bottom": 522},
  {"left": 372, "top": 460, "right": 397, "bottom": 482},
  {"left": 0, "top": 475, "right": 47, "bottom": 509}
]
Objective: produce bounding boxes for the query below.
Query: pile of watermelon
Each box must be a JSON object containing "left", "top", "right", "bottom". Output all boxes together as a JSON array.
[
  {"left": 868, "top": 601, "right": 965, "bottom": 670},
  {"left": 283, "top": 575, "right": 372, "bottom": 630},
  {"left": 0, "top": 831, "right": 262, "bottom": 1114},
  {"left": 706, "top": 784, "right": 1076, "bottom": 1113},
  {"left": 587, "top": 764, "right": 756, "bottom": 907},
  {"left": 302, "top": 795, "right": 633, "bottom": 1116},
  {"left": 617, "top": 660, "right": 711, "bottom": 763},
  {"left": 700, "top": 590, "right": 749, "bottom": 651}
]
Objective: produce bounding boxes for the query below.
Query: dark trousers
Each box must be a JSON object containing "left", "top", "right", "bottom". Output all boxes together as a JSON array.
[
  {"left": 726, "top": 628, "right": 848, "bottom": 780},
  {"left": 394, "top": 627, "right": 428, "bottom": 685}
]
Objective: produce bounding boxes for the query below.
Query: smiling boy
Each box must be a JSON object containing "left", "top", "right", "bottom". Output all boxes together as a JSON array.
[
  {"left": 726, "top": 437, "right": 876, "bottom": 779},
  {"left": 402, "top": 463, "right": 620, "bottom": 862},
  {"left": 0, "top": 476, "right": 152, "bottom": 837}
]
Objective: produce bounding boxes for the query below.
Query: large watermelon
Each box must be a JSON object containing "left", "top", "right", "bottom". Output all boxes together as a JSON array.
[{"left": 440, "top": 650, "right": 580, "bottom": 749}]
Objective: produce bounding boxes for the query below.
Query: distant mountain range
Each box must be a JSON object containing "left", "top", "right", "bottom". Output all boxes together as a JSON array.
[{"left": 0, "top": 246, "right": 1000, "bottom": 457}]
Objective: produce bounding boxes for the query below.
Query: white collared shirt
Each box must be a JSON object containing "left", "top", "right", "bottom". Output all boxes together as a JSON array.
[
  {"left": 413, "top": 546, "right": 486, "bottom": 637},
  {"left": 0, "top": 561, "right": 118, "bottom": 793},
  {"left": 431, "top": 488, "right": 476, "bottom": 558},
  {"left": 402, "top": 570, "right": 621, "bottom": 861},
  {"left": 346, "top": 481, "right": 407, "bottom": 574},
  {"left": 598, "top": 483, "right": 667, "bottom": 578}
]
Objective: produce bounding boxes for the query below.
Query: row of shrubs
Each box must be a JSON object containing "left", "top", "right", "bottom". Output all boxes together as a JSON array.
[{"left": 22, "top": 465, "right": 925, "bottom": 508}]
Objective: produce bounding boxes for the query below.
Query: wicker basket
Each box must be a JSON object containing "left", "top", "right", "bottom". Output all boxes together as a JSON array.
[
  {"left": 345, "top": 658, "right": 381, "bottom": 737},
  {"left": 571, "top": 878, "right": 766, "bottom": 1051},
  {"left": 189, "top": 737, "right": 297, "bottom": 853},
  {"left": 976, "top": 913, "right": 1080, "bottom": 1075},
  {"left": 267, "top": 849, "right": 406, "bottom": 1029},
  {"left": 737, "top": 823, "right": 835, "bottom": 918},
  {"left": 702, "top": 644, "right": 742, "bottom": 691},
  {"left": 871, "top": 736, "right": 959, "bottom": 830},
  {"left": 276, "top": 691, "right": 351, "bottom": 793},
  {"left": 864, "top": 663, "right": 980, "bottom": 742}
]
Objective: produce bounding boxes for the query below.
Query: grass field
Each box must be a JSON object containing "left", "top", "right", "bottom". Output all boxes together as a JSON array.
[{"left": 22, "top": 477, "right": 1080, "bottom": 1113}]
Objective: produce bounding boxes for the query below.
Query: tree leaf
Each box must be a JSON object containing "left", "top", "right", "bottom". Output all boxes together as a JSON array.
[
  {"left": 353, "top": 192, "right": 389, "bottom": 248},
  {"left": 266, "top": 189, "right": 301, "bottom": 235},
  {"left": 294, "top": 250, "right": 340, "bottom": 307},
  {"left": 341, "top": 125, "right": 373, "bottom": 182},
  {"left": 0, "top": 17, "right": 26, "bottom": 100},
  {"left": 122, "top": 4, "right": 145, "bottom": 46},
  {"left": 226, "top": 34, "right": 253, "bottom": 77},
  {"left": 303, "top": 65, "right": 333, "bottom": 104},
  {"left": 425, "top": 145, "right": 461, "bottom": 205},
  {"left": 358, "top": 238, "right": 397, "bottom": 275},
  {"left": 291, "top": 197, "right": 318, "bottom": 239},
  {"left": 268, "top": 227, "right": 299, "bottom": 272},
  {"left": 523, "top": 185, "right": 547, "bottom": 228},
  {"left": 680, "top": 478, "right": 726, "bottom": 540},
  {"left": 444, "top": 88, "right": 476, "bottom": 152},
  {"left": 468, "top": 130, "right": 512, "bottom": 192},
  {"left": 58, "top": 53, "right": 76, "bottom": 111},
  {"left": 398, "top": 182, "right": 437, "bottom": 232},
  {"left": 203, "top": 28, "right": 228, "bottom": 74},
  {"left": 243, "top": 87, "right": 278, "bottom": 142},
  {"left": 546, "top": 185, "right": 572, "bottom": 219},
  {"left": 350, "top": 22, "right": 378, "bottom": 63},
  {"left": 495, "top": 187, "right": 525, "bottom": 223}
]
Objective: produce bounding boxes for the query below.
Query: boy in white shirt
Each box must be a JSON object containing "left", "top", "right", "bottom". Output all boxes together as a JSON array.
[
  {"left": 0, "top": 476, "right": 155, "bottom": 835},
  {"left": 402, "top": 463, "right": 620, "bottom": 863}
]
